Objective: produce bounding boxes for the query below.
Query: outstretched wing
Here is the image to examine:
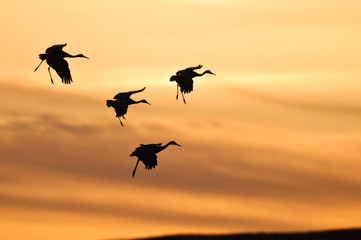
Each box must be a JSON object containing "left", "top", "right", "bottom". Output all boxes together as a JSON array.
[
  {"left": 47, "top": 57, "right": 72, "bottom": 84},
  {"left": 140, "top": 143, "right": 162, "bottom": 148},
  {"left": 113, "top": 87, "right": 146, "bottom": 100},
  {"left": 176, "top": 65, "right": 202, "bottom": 76},
  {"left": 46, "top": 43, "right": 67, "bottom": 54}
]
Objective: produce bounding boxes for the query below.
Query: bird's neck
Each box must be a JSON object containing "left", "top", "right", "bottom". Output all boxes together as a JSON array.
[
  {"left": 128, "top": 100, "right": 144, "bottom": 105},
  {"left": 156, "top": 142, "right": 172, "bottom": 153},
  {"left": 194, "top": 71, "right": 208, "bottom": 77},
  {"left": 63, "top": 52, "right": 81, "bottom": 58}
]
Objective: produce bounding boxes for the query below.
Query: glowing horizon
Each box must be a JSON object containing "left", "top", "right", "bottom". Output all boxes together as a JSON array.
[{"left": 1, "top": 1, "right": 361, "bottom": 239}]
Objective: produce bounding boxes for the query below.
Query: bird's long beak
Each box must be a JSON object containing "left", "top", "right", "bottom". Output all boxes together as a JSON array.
[
  {"left": 84, "top": 56, "right": 89, "bottom": 59},
  {"left": 175, "top": 143, "right": 182, "bottom": 147}
]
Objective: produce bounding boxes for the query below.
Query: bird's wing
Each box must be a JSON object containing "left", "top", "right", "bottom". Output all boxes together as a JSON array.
[
  {"left": 178, "top": 77, "right": 194, "bottom": 94},
  {"left": 140, "top": 143, "right": 161, "bottom": 148},
  {"left": 111, "top": 100, "right": 128, "bottom": 118},
  {"left": 113, "top": 87, "right": 146, "bottom": 100},
  {"left": 138, "top": 148, "right": 158, "bottom": 170},
  {"left": 47, "top": 57, "right": 72, "bottom": 84},
  {"left": 176, "top": 65, "right": 202, "bottom": 76},
  {"left": 45, "top": 43, "right": 67, "bottom": 54}
]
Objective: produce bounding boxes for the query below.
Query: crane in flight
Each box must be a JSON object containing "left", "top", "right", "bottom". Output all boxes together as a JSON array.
[
  {"left": 106, "top": 87, "right": 150, "bottom": 126},
  {"left": 170, "top": 65, "right": 215, "bottom": 104},
  {"left": 130, "top": 141, "right": 181, "bottom": 177},
  {"left": 34, "top": 43, "right": 88, "bottom": 84}
]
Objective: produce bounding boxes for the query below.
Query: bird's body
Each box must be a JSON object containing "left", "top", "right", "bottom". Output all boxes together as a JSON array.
[
  {"left": 106, "top": 99, "right": 128, "bottom": 126},
  {"left": 130, "top": 141, "right": 181, "bottom": 177},
  {"left": 45, "top": 53, "right": 72, "bottom": 84},
  {"left": 170, "top": 65, "right": 215, "bottom": 104},
  {"left": 175, "top": 76, "right": 194, "bottom": 94},
  {"left": 34, "top": 43, "right": 88, "bottom": 84},
  {"left": 107, "top": 87, "right": 150, "bottom": 126}
]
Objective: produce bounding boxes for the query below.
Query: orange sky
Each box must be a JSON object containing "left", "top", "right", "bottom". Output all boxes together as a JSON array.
[{"left": 1, "top": 1, "right": 361, "bottom": 239}]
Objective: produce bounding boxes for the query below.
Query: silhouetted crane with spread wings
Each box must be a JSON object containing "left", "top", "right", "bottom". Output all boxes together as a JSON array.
[
  {"left": 130, "top": 141, "right": 181, "bottom": 177},
  {"left": 170, "top": 65, "right": 215, "bottom": 104},
  {"left": 34, "top": 43, "right": 88, "bottom": 84},
  {"left": 106, "top": 87, "right": 150, "bottom": 126}
]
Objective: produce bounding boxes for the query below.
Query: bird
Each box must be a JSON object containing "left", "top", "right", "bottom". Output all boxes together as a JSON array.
[
  {"left": 130, "top": 141, "right": 181, "bottom": 177},
  {"left": 106, "top": 87, "right": 150, "bottom": 126},
  {"left": 34, "top": 43, "right": 88, "bottom": 84},
  {"left": 170, "top": 64, "right": 215, "bottom": 104}
]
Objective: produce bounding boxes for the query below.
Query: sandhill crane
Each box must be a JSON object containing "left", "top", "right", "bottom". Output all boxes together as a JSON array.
[
  {"left": 170, "top": 64, "right": 215, "bottom": 104},
  {"left": 106, "top": 87, "right": 150, "bottom": 126},
  {"left": 130, "top": 141, "right": 181, "bottom": 177},
  {"left": 34, "top": 43, "right": 88, "bottom": 84}
]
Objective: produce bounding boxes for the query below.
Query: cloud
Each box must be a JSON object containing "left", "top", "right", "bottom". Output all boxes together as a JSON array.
[
  {"left": 0, "top": 114, "right": 100, "bottom": 134},
  {"left": 0, "top": 190, "right": 301, "bottom": 232},
  {"left": 1, "top": 114, "right": 360, "bottom": 209},
  {"left": 230, "top": 86, "right": 361, "bottom": 116},
  {"left": 1, "top": 82, "right": 361, "bottom": 238}
]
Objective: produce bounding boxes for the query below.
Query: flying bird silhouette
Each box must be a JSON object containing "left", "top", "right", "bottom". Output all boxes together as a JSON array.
[
  {"left": 170, "top": 64, "right": 215, "bottom": 104},
  {"left": 130, "top": 141, "right": 181, "bottom": 177},
  {"left": 106, "top": 87, "right": 150, "bottom": 126},
  {"left": 34, "top": 43, "right": 89, "bottom": 84}
]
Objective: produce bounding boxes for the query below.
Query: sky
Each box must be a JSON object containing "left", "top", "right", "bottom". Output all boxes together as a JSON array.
[{"left": 1, "top": 0, "right": 361, "bottom": 239}]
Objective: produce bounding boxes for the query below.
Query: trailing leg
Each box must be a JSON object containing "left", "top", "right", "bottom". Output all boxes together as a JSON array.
[
  {"left": 118, "top": 117, "right": 124, "bottom": 127},
  {"left": 176, "top": 84, "right": 179, "bottom": 100},
  {"left": 181, "top": 91, "right": 187, "bottom": 104},
  {"left": 132, "top": 159, "right": 140, "bottom": 178},
  {"left": 34, "top": 60, "right": 44, "bottom": 72},
  {"left": 48, "top": 67, "right": 54, "bottom": 84}
]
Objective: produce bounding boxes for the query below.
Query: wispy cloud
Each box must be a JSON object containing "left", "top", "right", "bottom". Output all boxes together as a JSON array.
[{"left": 230, "top": 86, "right": 361, "bottom": 116}]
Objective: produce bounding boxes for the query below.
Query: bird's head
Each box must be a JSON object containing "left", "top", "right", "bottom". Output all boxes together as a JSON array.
[
  {"left": 170, "top": 75, "right": 177, "bottom": 81},
  {"left": 77, "top": 54, "right": 89, "bottom": 59},
  {"left": 204, "top": 70, "right": 215, "bottom": 75},
  {"left": 140, "top": 99, "right": 151, "bottom": 105},
  {"left": 168, "top": 141, "right": 181, "bottom": 147}
]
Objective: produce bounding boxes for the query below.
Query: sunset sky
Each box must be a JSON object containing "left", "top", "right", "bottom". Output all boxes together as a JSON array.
[{"left": 1, "top": 0, "right": 361, "bottom": 239}]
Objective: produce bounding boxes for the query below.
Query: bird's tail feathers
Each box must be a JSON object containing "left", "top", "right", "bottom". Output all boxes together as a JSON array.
[
  {"left": 39, "top": 53, "right": 47, "bottom": 61},
  {"left": 130, "top": 148, "right": 140, "bottom": 156},
  {"left": 146, "top": 162, "right": 157, "bottom": 170},
  {"left": 62, "top": 76, "right": 73, "bottom": 84},
  {"left": 106, "top": 100, "right": 114, "bottom": 107}
]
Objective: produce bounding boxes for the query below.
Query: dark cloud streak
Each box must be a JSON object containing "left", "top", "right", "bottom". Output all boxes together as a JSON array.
[{"left": 0, "top": 192, "right": 298, "bottom": 231}]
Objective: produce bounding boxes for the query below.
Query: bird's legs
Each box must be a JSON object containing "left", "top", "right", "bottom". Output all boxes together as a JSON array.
[
  {"left": 181, "top": 91, "right": 187, "bottom": 104},
  {"left": 117, "top": 117, "right": 124, "bottom": 127},
  {"left": 34, "top": 60, "right": 44, "bottom": 72},
  {"left": 47, "top": 67, "right": 54, "bottom": 84},
  {"left": 176, "top": 84, "right": 179, "bottom": 100},
  {"left": 176, "top": 84, "right": 186, "bottom": 104},
  {"left": 132, "top": 159, "right": 140, "bottom": 178}
]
